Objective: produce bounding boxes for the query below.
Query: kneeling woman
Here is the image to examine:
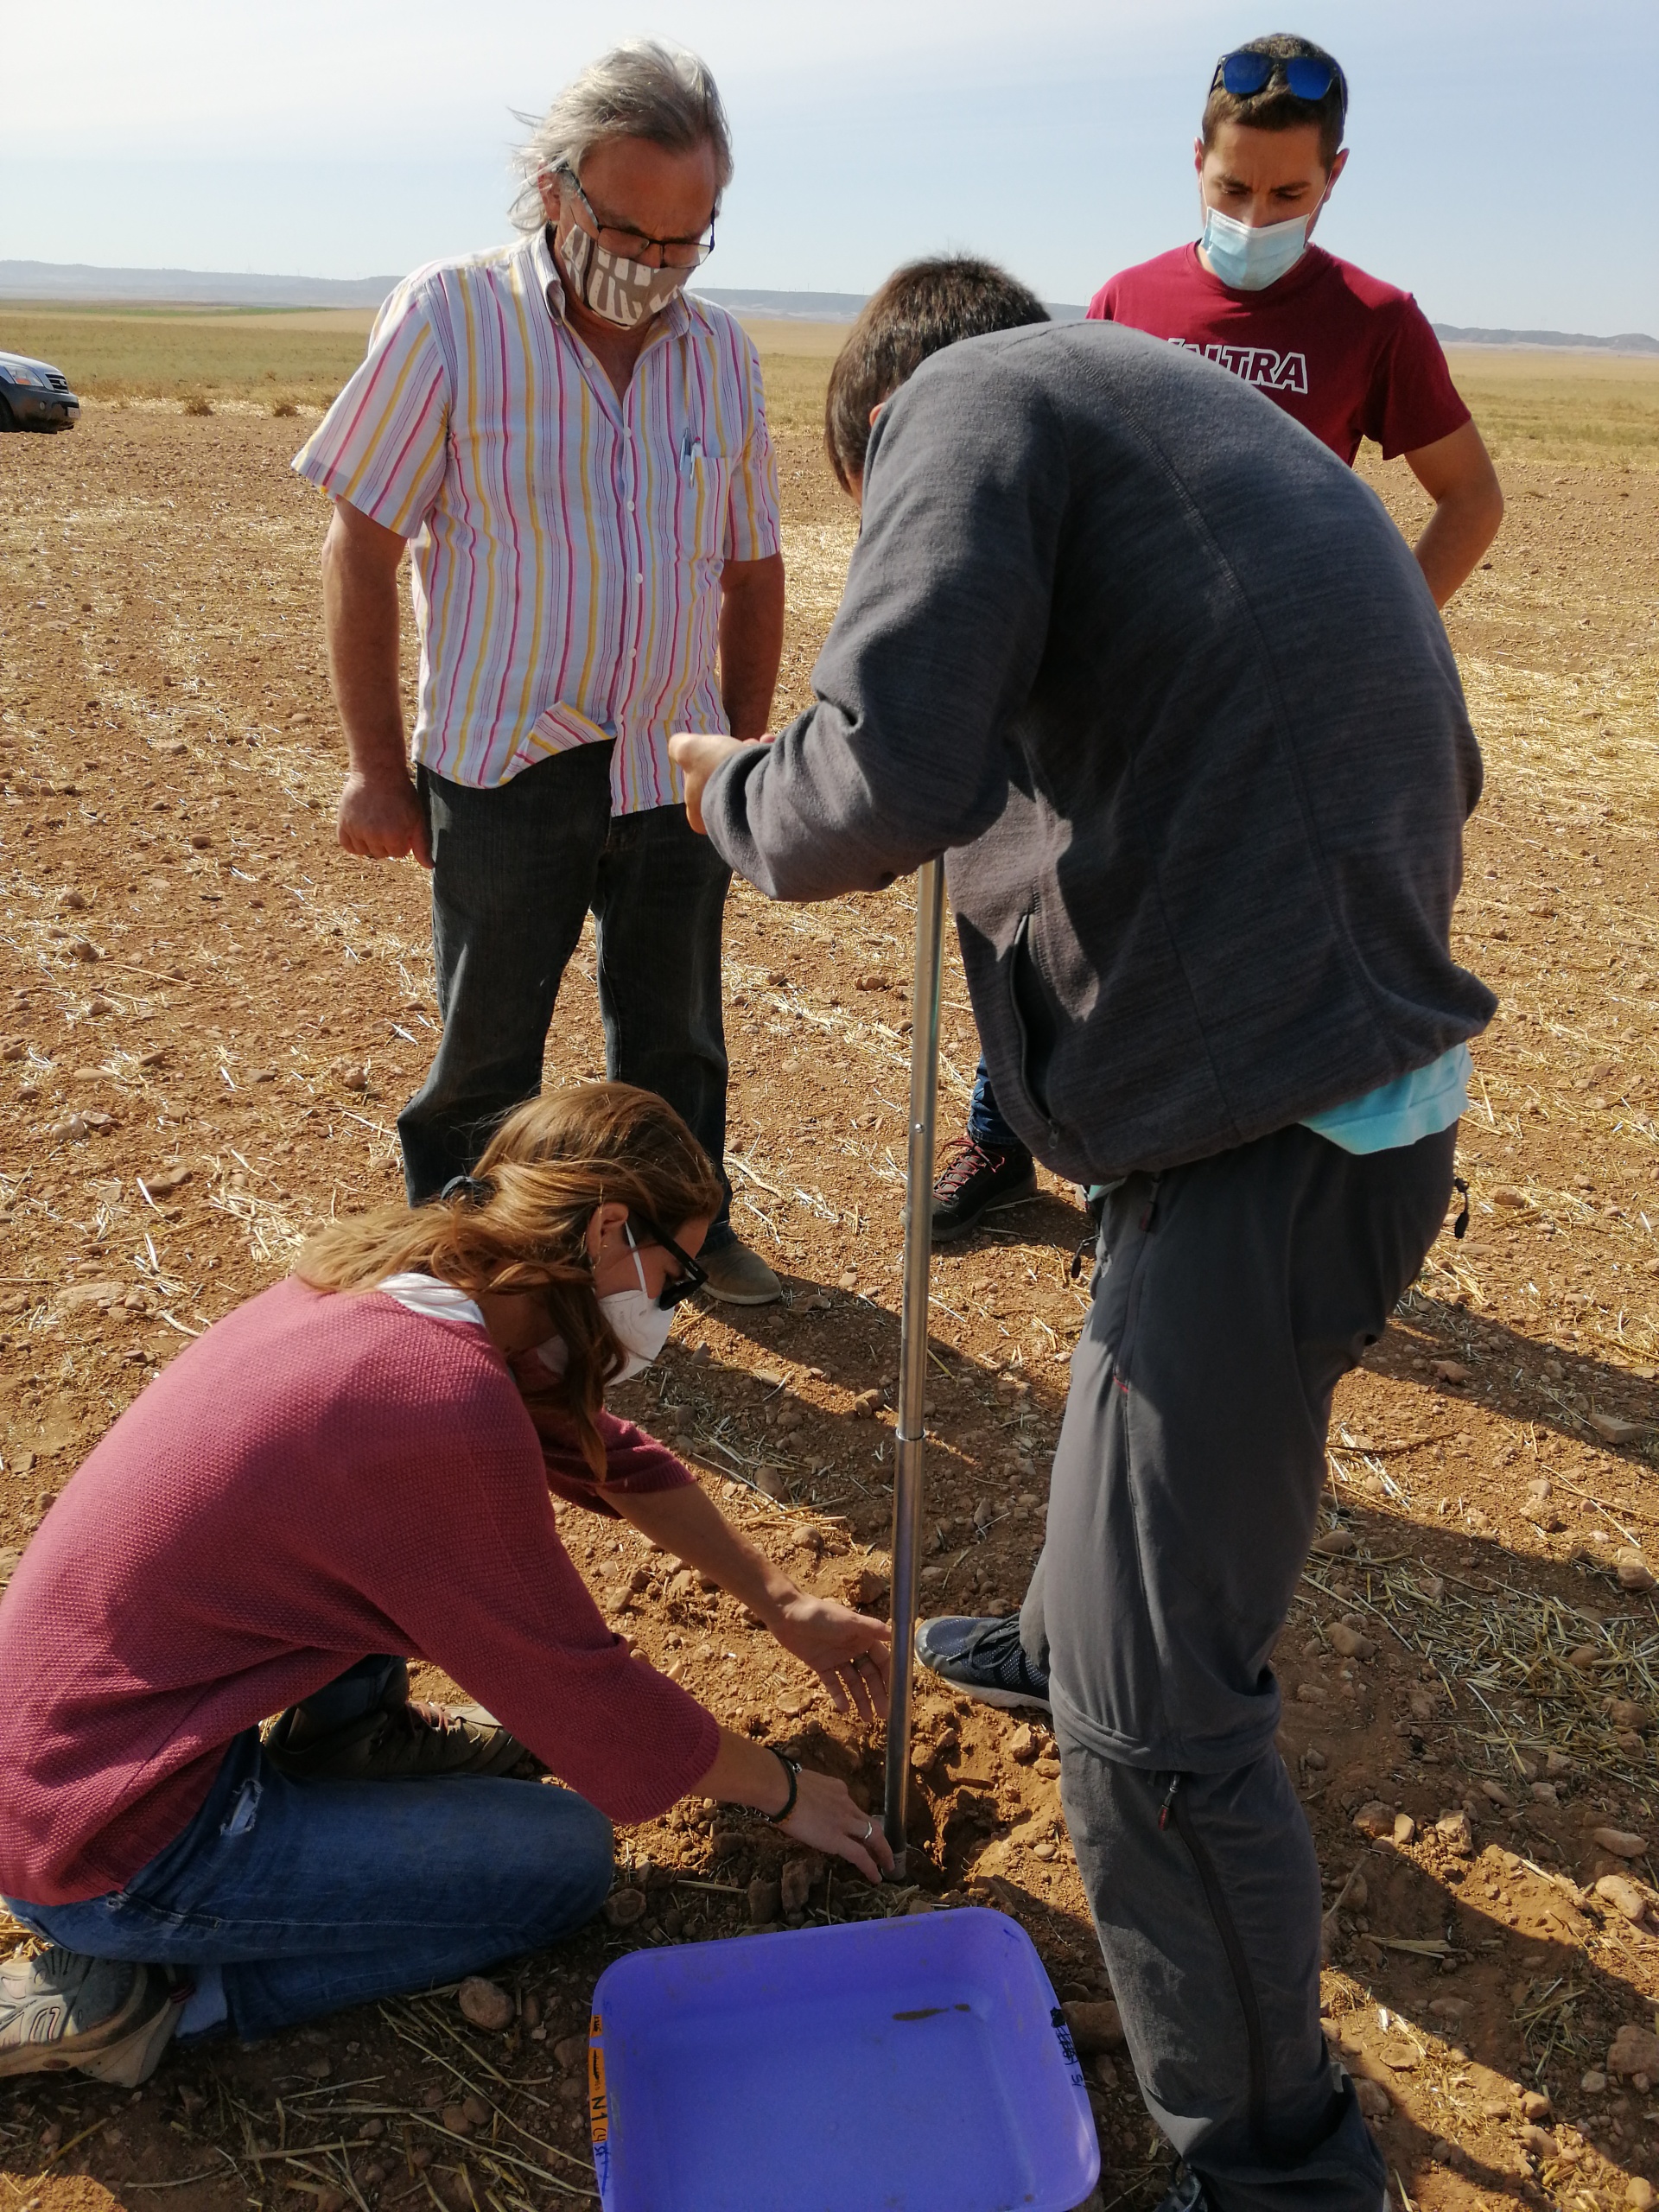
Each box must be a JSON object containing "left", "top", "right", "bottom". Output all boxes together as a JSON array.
[{"left": 0, "top": 1084, "right": 892, "bottom": 2085}]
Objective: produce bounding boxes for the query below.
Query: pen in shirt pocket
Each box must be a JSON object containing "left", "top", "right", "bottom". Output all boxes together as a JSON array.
[{"left": 679, "top": 431, "right": 704, "bottom": 475}]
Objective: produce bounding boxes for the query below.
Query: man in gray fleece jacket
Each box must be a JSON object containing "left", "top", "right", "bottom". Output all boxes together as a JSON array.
[{"left": 673, "top": 258, "right": 1493, "bottom": 2212}]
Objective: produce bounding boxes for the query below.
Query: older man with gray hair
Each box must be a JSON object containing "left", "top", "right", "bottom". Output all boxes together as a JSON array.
[{"left": 296, "top": 40, "right": 786, "bottom": 1304}]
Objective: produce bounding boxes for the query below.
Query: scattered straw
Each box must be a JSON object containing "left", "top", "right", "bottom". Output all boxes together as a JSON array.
[{"left": 1302, "top": 1549, "right": 1659, "bottom": 1794}]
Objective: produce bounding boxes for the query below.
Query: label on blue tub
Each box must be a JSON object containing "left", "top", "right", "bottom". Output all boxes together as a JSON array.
[
  {"left": 588, "top": 2015, "right": 609, "bottom": 2144},
  {"left": 589, "top": 2014, "right": 613, "bottom": 2209},
  {"left": 1050, "top": 2005, "right": 1086, "bottom": 2089}
]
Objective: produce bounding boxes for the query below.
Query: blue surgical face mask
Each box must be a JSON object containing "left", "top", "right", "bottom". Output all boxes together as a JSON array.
[{"left": 1199, "top": 204, "right": 1310, "bottom": 291}]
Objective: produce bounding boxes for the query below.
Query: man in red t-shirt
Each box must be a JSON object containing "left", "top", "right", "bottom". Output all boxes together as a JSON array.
[
  {"left": 931, "top": 29, "right": 1503, "bottom": 1240},
  {"left": 1091, "top": 29, "right": 1503, "bottom": 589}
]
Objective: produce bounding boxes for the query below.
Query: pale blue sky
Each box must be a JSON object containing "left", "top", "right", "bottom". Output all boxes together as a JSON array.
[{"left": 2, "top": 0, "right": 1652, "bottom": 333}]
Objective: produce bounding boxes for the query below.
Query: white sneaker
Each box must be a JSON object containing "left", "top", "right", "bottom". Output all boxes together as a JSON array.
[{"left": 0, "top": 1947, "right": 184, "bottom": 2085}]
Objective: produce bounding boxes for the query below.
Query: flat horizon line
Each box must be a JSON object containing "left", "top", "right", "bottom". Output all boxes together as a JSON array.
[{"left": 1, "top": 259, "right": 1655, "bottom": 353}]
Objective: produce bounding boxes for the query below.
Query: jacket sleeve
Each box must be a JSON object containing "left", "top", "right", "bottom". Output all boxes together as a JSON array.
[{"left": 701, "top": 340, "right": 1069, "bottom": 902}]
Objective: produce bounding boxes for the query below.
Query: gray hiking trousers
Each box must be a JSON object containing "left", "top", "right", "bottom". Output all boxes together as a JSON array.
[{"left": 1021, "top": 1120, "right": 1458, "bottom": 2212}]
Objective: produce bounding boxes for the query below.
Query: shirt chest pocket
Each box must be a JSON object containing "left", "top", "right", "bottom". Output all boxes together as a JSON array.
[{"left": 673, "top": 451, "right": 731, "bottom": 569}]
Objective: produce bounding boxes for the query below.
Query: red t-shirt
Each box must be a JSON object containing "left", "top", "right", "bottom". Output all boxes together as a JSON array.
[
  {"left": 1087, "top": 244, "right": 1469, "bottom": 465},
  {"left": 0, "top": 1278, "right": 718, "bottom": 1904}
]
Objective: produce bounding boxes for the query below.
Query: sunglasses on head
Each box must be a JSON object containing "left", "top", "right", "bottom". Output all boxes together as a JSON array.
[
  {"left": 1213, "top": 48, "right": 1347, "bottom": 112},
  {"left": 628, "top": 1216, "right": 707, "bottom": 1308}
]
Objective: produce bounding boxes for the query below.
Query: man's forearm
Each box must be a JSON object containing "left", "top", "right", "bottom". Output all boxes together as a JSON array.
[
  {"left": 321, "top": 522, "right": 408, "bottom": 777},
  {"left": 1403, "top": 420, "right": 1503, "bottom": 611},
  {"left": 1413, "top": 487, "right": 1503, "bottom": 610},
  {"left": 321, "top": 501, "right": 431, "bottom": 863},
  {"left": 718, "top": 553, "right": 785, "bottom": 741}
]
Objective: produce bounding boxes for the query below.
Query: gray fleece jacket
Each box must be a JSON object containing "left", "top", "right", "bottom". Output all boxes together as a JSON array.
[{"left": 703, "top": 321, "right": 1495, "bottom": 1184}]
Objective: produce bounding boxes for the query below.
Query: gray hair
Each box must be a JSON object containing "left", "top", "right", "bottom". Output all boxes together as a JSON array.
[{"left": 509, "top": 41, "right": 734, "bottom": 233}]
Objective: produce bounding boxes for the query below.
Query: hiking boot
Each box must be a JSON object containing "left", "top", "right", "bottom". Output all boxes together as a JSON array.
[
  {"left": 931, "top": 1136, "right": 1038, "bottom": 1242},
  {"left": 699, "top": 1236, "right": 783, "bottom": 1306},
  {"left": 914, "top": 1612, "right": 1051, "bottom": 1711},
  {"left": 263, "top": 1696, "right": 526, "bottom": 1782},
  {"left": 0, "top": 1948, "right": 186, "bottom": 2086}
]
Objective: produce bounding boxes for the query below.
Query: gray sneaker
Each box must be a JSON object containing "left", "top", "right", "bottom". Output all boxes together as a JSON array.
[
  {"left": 914, "top": 1612, "right": 1051, "bottom": 1711},
  {"left": 0, "top": 1948, "right": 184, "bottom": 2085}
]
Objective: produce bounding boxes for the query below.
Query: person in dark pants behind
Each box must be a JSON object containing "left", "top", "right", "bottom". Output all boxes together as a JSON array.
[
  {"left": 294, "top": 41, "right": 787, "bottom": 1307},
  {"left": 672, "top": 259, "right": 1493, "bottom": 2212},
  {"left": 932, "top": 30, "right": 1503, "bottom": 1244}
]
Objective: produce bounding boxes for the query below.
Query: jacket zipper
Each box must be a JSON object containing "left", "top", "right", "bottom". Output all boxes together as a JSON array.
[{"left": 1162, "top": 1775, "right": 1270, "bottom": 2154}]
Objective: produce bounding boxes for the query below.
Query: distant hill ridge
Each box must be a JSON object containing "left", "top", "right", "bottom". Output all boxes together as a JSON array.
[
  {"left": 1, "top": 263, "right": 1654, "bottom": 353},
  {"left": 1431, "top": 321, "right": 1658, "bottom": 356},
  {"left": 691, "top": 288, "right": 1107, "bottom": 322},
  {"left": 700, "top": 289, "right": 1090, "bottom": 323},
  {"left": 0, "top": 259, "right": 401, "bottom": 308},
  {"left": 696, "top": 287, "right": 868, "bottom": 321}
]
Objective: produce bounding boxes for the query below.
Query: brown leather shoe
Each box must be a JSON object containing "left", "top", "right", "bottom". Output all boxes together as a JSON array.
[
  {"left": 263, "top": 1698, "right": 527, "bottom": 1782},
  {"left": 699, "top": 1236, "right": 783, "bottom": 1306}
]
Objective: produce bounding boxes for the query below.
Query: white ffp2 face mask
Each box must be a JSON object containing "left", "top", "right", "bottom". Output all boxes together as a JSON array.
[
  {"left": 599, "top": 1228, "right": 676, "bottom": 1381},
  {"left": 1199, "top": 204, "right": 1311, "bottom": 290}
]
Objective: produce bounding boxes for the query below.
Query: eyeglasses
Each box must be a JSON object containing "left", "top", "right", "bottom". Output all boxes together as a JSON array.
[
  {"left": 556, "top": 165, "right": 715, "bottom": 270},
  {"left": 629, "top": 1216, "right": 708, "bottom": 1307},
  {"left": 1212, "top": 48, "right": 1347, "bottom": 114}
]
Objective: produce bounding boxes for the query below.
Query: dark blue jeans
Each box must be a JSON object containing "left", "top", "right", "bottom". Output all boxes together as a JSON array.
[
  {"left": 399, "top": 742, "right": 734, "bottom": 1236},
  {"left": 966, "top": 1056, "right": 1030, "bottom": 1156},
  {"left": 4, "top": 1729, "right": 613, "bottom": 2044}
]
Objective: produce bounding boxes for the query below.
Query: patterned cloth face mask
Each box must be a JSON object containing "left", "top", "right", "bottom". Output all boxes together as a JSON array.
[{"left": 557, "top": 219, "right": 696, "bottom": 330}]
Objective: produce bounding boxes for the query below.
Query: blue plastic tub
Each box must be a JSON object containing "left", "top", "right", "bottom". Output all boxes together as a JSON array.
[{"left": 586, "top": 1905, "right": 1100, "bottom": 2212}]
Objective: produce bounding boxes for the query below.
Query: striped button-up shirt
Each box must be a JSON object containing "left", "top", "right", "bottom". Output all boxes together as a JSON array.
[{"left": 293, "top": 226, "right": 781, "bottom": 812}]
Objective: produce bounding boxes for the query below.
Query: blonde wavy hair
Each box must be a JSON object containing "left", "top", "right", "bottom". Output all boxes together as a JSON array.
[{"left": 296, "top": 1083, "right": 722, "bottom": 1474}]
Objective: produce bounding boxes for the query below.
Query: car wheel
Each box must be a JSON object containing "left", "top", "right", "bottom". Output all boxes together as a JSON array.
[{"left": 0, "top": 397, "right": 16, "bottom": 432}]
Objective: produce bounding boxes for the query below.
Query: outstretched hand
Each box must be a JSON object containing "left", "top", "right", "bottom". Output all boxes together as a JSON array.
[
  {"left": 783, "top": 1768, "right": 894, "bottom": 1883},
  {"left": 669, "top": 729, "right": 764, "bottom": 835},
  {"left": 772, "top": 1594, "right": 893, "bottom": 1724},
  {"left": 694, "top": 1727, "right": 894, "bottom": 1885}
]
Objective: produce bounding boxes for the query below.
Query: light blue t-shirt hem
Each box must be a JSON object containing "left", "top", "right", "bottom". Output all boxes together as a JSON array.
[{"left": 1300, "top": 1043, "right": 1471, "bottom": 1156}]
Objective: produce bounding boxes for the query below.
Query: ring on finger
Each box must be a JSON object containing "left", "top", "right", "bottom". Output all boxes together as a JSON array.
[{"left": 862, "top": 1818, "right": 874, "bottom": 1842}]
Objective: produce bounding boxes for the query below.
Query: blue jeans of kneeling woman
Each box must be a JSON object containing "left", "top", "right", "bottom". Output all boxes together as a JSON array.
[{"left": 5, "top": 1726, "right": 613, "bottom": 2043}]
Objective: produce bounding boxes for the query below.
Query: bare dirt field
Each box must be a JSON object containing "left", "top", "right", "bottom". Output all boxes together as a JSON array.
[{"left": 1, "top": 320, "right": 1657, "bottom": 2212}]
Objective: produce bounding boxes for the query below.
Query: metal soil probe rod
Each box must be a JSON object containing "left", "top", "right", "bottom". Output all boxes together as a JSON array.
[{"left": 882, "top": 856, "right": 947, "bottom": 1878}]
